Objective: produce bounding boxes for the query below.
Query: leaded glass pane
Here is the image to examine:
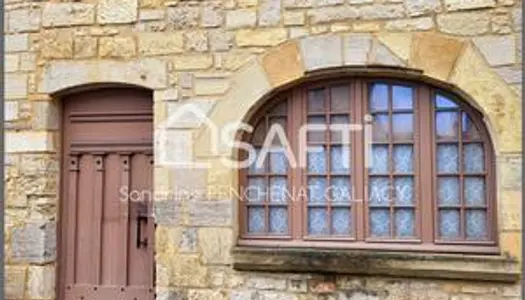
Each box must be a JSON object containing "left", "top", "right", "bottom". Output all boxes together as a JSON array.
[
  {"left": 462, "top": 113, "right": 481, "bottom": 140},
  {"left": 436, "top": 94, "right": 458, "bottom": 108},
  {"left": 270, "top": 177, "right": 287, "bottom": 203},
  {"left": 463, "top": 143, "right": 484, "bottom": 173},
  {"left": 466, "top": 210, "right": 487, "bottom": 240},
  {"left": 308, "top": 147, "right": 326, "bottom": 173},
  {"left": 370, "top": 84, "right": 388, "bottom": 111},
  {"left": 331, "top": 177, "right": 351, "bottom": 203},
  {"left": 248, "top": 207, "right": 265, "bottom": 233},
  {"left": 331, "top": 146, "right": 351, "bottom": 174},
  {"left": 308, "top": 88, "right": 325, "bottom": 113},
  {"left": 393, "top": 113, "right": 413, "bottom": 140},
  {"left": 437, "top": 144, "right": 459, "bottom": 173},
  {"left": 370, "top": 145, "right": 389, "bottom": 174},
  {"left": 307, "top": 116, "right": 326, "bottom": 142},
  {"left": 369, "top": 208, "right": 390, "bottom": 237},
  {"left": 330, "top": 85, "right": 350, "bottom": 111},
  {"left": 394, "top": 177, "right": 414, "bottom": 205},
  {"left": 392, "top": 85, "right": 413, "bottom": 110},
  {"left": 308, "top": 177, "right": 327, "bottom": 203},
  {"left": 332, "top": 208, "right": 351, "bottom": 235},
  {"left": 369, "top": 177, "right": 390, "bottom": 206},
  {"left": 436, "top": 112, "right": 459, "bottom": 140},
  {"left": 372, "top": 113, "right": 389, "bottom": 141},
  {"left": 464, "top": 177, "right": 485, "bottom": 206},
  {"left": 269, "top": 207, "right": 288, "bottom": 234},
  {"left": 393, "top": 145, "right": 413, "bottom": 173},
  {"left": 439, "top": 209, "right": 460, "bottom": 239},
  {"left": 438, "top": 177, "right": 460, "bottom": 206},
  {"left": 247, "top": 177, "right": 266, "bottom": 202},
  {"left": 270, "top": 150, "right": 288, "bottom": 174},
  {"left": 395, "top": 209, "right": 415, "bottom": 237},
  {"left": 308, "top": 208, "right": 328, "bottom": 235}
]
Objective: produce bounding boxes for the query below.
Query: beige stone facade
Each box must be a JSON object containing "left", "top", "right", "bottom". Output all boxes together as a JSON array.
[{"left": 4, "top": 0, "right": 522, "bottom": 299}]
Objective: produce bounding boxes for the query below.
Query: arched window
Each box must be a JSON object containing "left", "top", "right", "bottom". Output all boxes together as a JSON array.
[{"left": 238, "top": 78, "right": 496, "bottom": 253}]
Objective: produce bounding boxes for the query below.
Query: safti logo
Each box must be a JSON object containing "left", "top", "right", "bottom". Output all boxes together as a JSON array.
[{"left": 155, "top": 102, "right": 376, "bottom": 170}]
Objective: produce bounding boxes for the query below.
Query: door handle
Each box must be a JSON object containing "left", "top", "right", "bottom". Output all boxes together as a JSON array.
[{"left": 136, "top": 208, "right": 149, "bottom": 249}]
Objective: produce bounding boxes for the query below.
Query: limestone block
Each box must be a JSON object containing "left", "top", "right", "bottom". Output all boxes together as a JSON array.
[
  {"left": 473, "top": 35, "right": 515, "bottom": 66},
  {"left": 99, "top": 36, "right": 136, "bottom": 59},
  {"left": 226, "top": 9, "right": 257, "bottom": 29},
  {"left": 27, "top": 265, "right": 55, "bottom": 299},
  {"left": 188, "top": 199, "right": 233, "bottom": 226},
  {"left": 98, "top": 0, "right": 138, "bottom": 24},
  {"left": 262, "top": 41, "right": 304, "bottom": 87},
  {"left": 343, "top": 34, "right": 372, "bottom": 65},
  {"left": 444, "top": 0, "right": 495, "bottom": 11},
  {"left": 198, "top": 227, "right": 233, "bottom": 264},
  {"left": 259, "top": 0, "right": 281, "bottom": 27},
  {"left": 437, "top": 11, "right": 490, "bottom": 36},
  {"left": 300, "top": 35, "right": 342, "bottom": 71},
  {"left": 405, "top": 0, "right": 441, "bottom": 17},
  {"left": 5, "top": 74, "right": 27, "bottom": 100},
  {"left": 202, "top": 4, "right": 223, "bottom": 28},
  {"left": 5, "top": 34, "right": 28, "bottom": 52},
  {"left": 236, "top": 29, "right": 287, "bottom": 47},
  {"left": 11, "top": 221, "right": 56, "bottom": 263},
  {"left": 359, "top": 4, "right": 405, "bottom": 20},
  {"left": 283, "top": 11, "right": 305, "bottom": 26},
  {"left": 5, "top": 266, "right": 26, "bottom": 299},
  {"left": 5, "top": 54, "right": 19, "bottom": 73},
  {"left": 210, "top": 30, "right": 233, "bottom": 51},
  {"left": 41, "top": 30, "right": 74, "bottom": 59},
  {"left": 167, "top": 6, "right": 200, "bottom": 28},
  {"left": 385, "top": 17, "right": 434, "bottom": 31},
  {"left": 8, "top": 8, "right": 41, "bottom": 32},
  {"left": 307, "top": 6, "right": 359, "bottom": 24},
  {"left": 43, "top": 3, "right": 96, "bottom": 27},
  {"left": 139, "top": 32, "right": 184, "bottom": 56}
]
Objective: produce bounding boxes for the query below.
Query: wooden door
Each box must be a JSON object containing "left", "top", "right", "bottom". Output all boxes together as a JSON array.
[{"left": 59, "top": 87, "right": 155, "bottom": 300}]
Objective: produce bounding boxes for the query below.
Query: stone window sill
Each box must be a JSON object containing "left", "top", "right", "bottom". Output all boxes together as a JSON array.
[{"left": 232, "top": 247, "right": 521, "bottom": 283}]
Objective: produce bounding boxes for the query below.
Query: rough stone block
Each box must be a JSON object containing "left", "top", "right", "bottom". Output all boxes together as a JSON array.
[
  {"left": 5, "top": 101, "right": 19, "bottom": 122},
  {"left": 259, "top": 0, "right": 281, "bottom": 26},
  {"left": 74, "top": 36, "right": 97, "bottom": 58},
  {"left": 188, "top": 199, "right": 232, "bottom": 226},
  {"left": 41, "top": 30, "right": 74, "bottom": 59},
  {"left": 195, "top": 77, "right": 229, "bottom": 95},
  {"left": 473, "top": 35, "right": 515, "bottom": 66},
  {"left": 99, "top": 36, "right": 136, "bottom": 58},
  {"left": 184, "top": 31, "right": 208, "bottom": 52},
  {"left": 236, "top": 29, "right": 287, "bottom": 47},
  {"left": 188, "top": 289, "right": 228, "bottom": 300},
  {"left": 210, "top": 30, "right": 233, "bottom": 51},
  {"left": 31, "top": 101, "right": 59, "bottom": 130},
  {"left": 359, "top": 4, "right": 405, "bottom": 20},
  {"left": 139, "top": 32, "right": 184, "bottom": 56},
  {"left": 20, "top": 52, "right": 36, "bottom": 71},
  {"left": 8, "top": 8, "right": 41, "bottom": 32},
  {"left": 513, "top": 8, "right": 522, "bottom": 32},
  {"left": 307, "top": 6, "right": 359, "bottom": 24},
  {"left": 300, "top": 35, "right": 342, "bottom": 71},
  {"left": 202, "top": 4, "right": 223, "bottom": 28},
  {"left": 445, "top": 0, "right": 495, "bottom": 11},
  {"left": 28, "top": 266, "right": 55, "bottom": 299},
  {"left": 343, "top": 34, "right": 372, "bottom": 65},
  {"left": 98, "top": 0, "right": 138, "bottom": 24},
  {"left": 5, "top": 74, "right": 27, "bottom": 100},
  {"left": 262, "top": 41, "right": 303, "bottom": 87},
  {"left": 5, "top": 266, "right": 26, "bottom": 299},
  {"left": 405, "top": 0, "right": 441, "bottom": 16},
  {"left": 226, "top": 9, "right": 257, "bottom": 29},
  {"left": 5, "top": 54, "right": 19, "bottom": 73},
  {"left": 5, "top": 34, "right": 29, "bottom": 52},
  {"left": 437, "top": 12, "right": 490, "bottom": 36},
  {"left": 246, "top": 277, "right": 288, "bottom": 290},
  {"left": 385, "top": 17, "right": 434, "bottom": 31},
  {"left": 198, "top": 227, "right": 233, "bottom": 264},
  {"left": 43, "top": 3, "right": 95, "bottom": 27},
  {"left": 167, "top": 6, "right": 200, "bottom": 28},
  {"left": 154, "top": 200, "right": 184, "bottom": 226},
  {"left": 139, "top": 8, "right": 165, "bottom": 21},
  {"left": 283, "top": 11, "right": 305, "bottom": 25},
  {"left": 283, "top": 0, "right": 314, "bottom": 8},
  {"left": 11, "top": 221, "right": 56, "bottom": 263},
  {"left": 378, "top": 32, "right": 412, "bottom": 62}
]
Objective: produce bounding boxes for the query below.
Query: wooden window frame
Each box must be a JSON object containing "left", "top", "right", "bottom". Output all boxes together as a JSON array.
[{"left": 238, "top": 77, "right": 498, "bottom": 254}]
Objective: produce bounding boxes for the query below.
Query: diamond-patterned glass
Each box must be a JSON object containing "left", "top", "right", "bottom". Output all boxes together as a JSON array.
[
  {"left": 331, "top": 146, "right": 351, "bottom": 174},
  {"left": 369, "top": 177, "right": 390, "bottom": 206},
  {"left": 307, "top": 147, "right": 326, "bottom": 173},
  {"left": 332, "top": 208, "right": 351, "bottom": 235},
  {"left": 308, "top": 208, "right": 328, "bottom": 235},
  {"left": 269, "top": 177, "right": 287, "bottom": 203},
  {"left": 438, "top": 177, "right": 460, "bottom": 206},
  {"left": 370, "top": 145, "right": 389, "bottom": 174},
  {"left": 466, "top": 210, "right": 487, "bottom": 240},
  {"left": 248, "top": 207, "right": 265, "bottom": 233},
  {"left": 394, "top": 177, "right": 414, "bottom": 205},
  {"left": 247, "top": 177, "right": 266, "bottom": 202},
  {"left": 464, "top": 177, "right": 485, "bottom": 206},
  {"left": 439, "top": 209, "right": 460, "bottom": 239},
  {"left": 436, "top": 112, "right": 459, "bottom": 140},
  {"left": 308, "top": 177, "right": 327, "bottom": 203},
  {"left": 392, "top": 85, "right": 413, "bottom": 110},
  {"left": 270, "top": 150, "right": 288, "bottom": 174},
  {"left": 393, "top": 145, "right": 413, "bottom": 173},
  {"left": 463, "top": 143, "right": 484, "bottom": 173},
  {"left": 395, "top": 209, "right": 415, "bottom": 237},
  {"left": 437, "top": 144, "right": 459, "bottom": 173},
  {"left": 331, "top": 177, "right": 351, "bottom": 203},
  {"left": 269, "top": 207, "right": 288, "bottom": 234},
  {"left": 370, "top": 209, "right": 390, "bottom": 237}
]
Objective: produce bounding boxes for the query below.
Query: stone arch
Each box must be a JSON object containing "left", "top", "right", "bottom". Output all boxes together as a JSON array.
[{"left": 196, "top": 31, "right": 520, "bottom": 159}]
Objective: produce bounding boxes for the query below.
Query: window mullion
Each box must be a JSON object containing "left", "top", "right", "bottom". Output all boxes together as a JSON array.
[
  {"left": 418, "top": 85, "right": 434, "bottom": 243},
  {"left": 354, "top": 80, "right": 365, "bottom": 241}
]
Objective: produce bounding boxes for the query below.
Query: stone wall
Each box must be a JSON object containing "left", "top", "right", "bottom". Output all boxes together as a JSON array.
[{"left": 4, "top": 0, "right": 522, "bottom": 299}]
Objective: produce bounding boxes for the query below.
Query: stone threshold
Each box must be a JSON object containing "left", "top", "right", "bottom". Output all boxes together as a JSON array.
[{"left": 232, "top": 246, "right": 521, "bottom": 283}]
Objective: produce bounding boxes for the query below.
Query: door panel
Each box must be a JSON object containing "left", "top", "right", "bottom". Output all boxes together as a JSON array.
[{"left": 60, "top": 88, "right": 154, "bottom": 300}]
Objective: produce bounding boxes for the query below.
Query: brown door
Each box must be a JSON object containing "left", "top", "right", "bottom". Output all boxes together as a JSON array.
[{"left": 59, "top": 87, "right": 155, "bottom": 300}]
